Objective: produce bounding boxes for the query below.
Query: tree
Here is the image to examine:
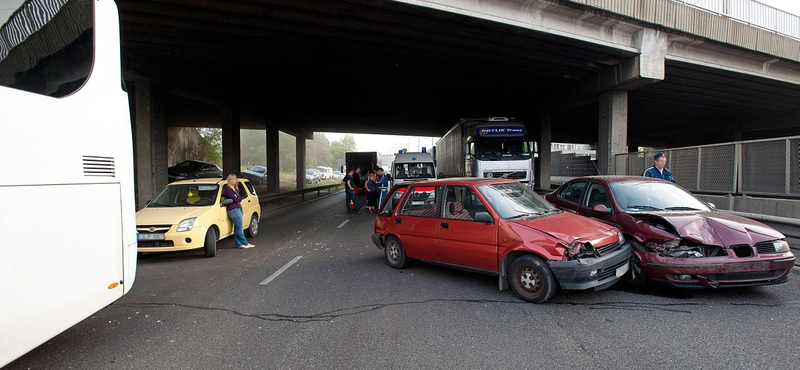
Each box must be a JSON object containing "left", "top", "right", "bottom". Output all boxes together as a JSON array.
[
  {"left": 198, "top": 128, "right": 222, "bottom": 166},
  {"left": 329, "top": 135, "right": 357, "bottom": 171}
]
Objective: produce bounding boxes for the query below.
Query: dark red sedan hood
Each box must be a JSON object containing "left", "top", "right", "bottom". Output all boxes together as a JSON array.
[
  {"left": 634, "top": 211, "right": 784, "bottom": 247},
  {"left": 512, "top": 212, "right": 617, "bottom": 245}
]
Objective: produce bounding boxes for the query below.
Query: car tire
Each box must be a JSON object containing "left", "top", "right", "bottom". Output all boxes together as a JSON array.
[
  {"left": 509, "top": 255, "right": 557, "bottom": 303},
  {"left": 204, "top": 229, "right": 217, "bottom": 258},
  {"left": 624, "top": 252, "right": 647, "bottom": 287},
  {"left": 384, "top": 236, "right": 410, "bottom": 269},
  {"left": 245, "top": 214, "right": 259, "bottom": 238}
]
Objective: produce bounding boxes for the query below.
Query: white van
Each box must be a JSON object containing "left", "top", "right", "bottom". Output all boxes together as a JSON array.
[
  {"left": 391, "top": 150, "right": 437, "bottom": 185},
  {"left": 315, "top": 166, "right": 333, "bottom": 179}
]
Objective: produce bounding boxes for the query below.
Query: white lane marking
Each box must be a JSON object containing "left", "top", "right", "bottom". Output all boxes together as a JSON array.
[
  {"left": 260, "top": 256, "right": 303, "bottom": 285},
  {"left": 337, "top": 219, "right": 350, "bottom": 229}
]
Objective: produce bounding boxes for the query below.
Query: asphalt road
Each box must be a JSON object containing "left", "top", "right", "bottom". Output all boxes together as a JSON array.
[{"left": 8, "top": 192, "right": 800, "bottom": 369}]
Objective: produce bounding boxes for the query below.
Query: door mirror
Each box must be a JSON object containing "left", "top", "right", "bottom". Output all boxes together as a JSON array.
[
  {"left": 707, "top": 202, "right": 717, "bottom": 211},
  {"left": 474, "top": 211, "right": 494, "bottom": 224},
  {"left": 591, "top": 204, "right": 611, "bottom": 214}
]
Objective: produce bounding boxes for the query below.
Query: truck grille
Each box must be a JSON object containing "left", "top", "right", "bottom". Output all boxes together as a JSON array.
[{"left": 485, "top": 171, "right": 526, "bottom": 179}]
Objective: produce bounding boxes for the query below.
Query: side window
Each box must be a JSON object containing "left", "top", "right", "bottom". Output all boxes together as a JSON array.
[
  {"left": 557, "top": 181, "right": 587, "bottom": 205},
  {"left": 584, "top": 183, "right": 611, "bottom": 209},
  {"left": 0, "top": 0, "right": 94, "bottom": 97},
  {"left": 443, "top": 186, "right": 487, "bottom": 221},
  {"left": 379, "top": 186, "right": 408, "bottom": 216},
  {"left": 244, "top": 181, "right": 256, "bottom": 196},
  {"left": 237, "top": 182, "right": 248, "bottom": 199},
  {"left": 399, "top": 186, "right": 440, "bottom": 218}
]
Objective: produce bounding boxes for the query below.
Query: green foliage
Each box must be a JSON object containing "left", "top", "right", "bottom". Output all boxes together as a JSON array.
[
  {"left": 237, "top": 130, "right": 358, "bottom": 173},
  {"left": 198, "top": 128, "right": 222, "bottom": 166},
  {"left": 241, "top": 129, "right": 266, "bottom": 168}
]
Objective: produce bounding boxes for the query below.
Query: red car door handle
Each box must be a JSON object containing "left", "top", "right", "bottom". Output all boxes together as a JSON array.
[{"left": 440, "top": 222, "right": 449, "bottom": 229}]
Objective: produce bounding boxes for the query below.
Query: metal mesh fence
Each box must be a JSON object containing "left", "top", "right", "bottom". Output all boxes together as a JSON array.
[
  {"left": 699, "top": 144, "right": 736, "bottom": 193},
  {"left": 741, "top": 140, "right": 787, "bottom": 195},
  {"left": 670, "top": 148, "right": 699, "bottom": 191}
]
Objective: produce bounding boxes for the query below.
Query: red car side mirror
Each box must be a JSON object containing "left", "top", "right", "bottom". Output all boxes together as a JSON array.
[{"left": 592, "top": 204, "right": 611, "bottom": 214}]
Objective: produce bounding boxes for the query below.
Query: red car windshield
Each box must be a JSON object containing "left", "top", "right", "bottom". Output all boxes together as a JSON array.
[
  {"left": 477, "top": 182, "right": 555, "bottom": 219},
  {"left": 610, "top": 181, "right": 712, "bottom": 212}
]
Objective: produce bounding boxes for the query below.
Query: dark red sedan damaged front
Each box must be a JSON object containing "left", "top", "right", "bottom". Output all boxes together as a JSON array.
[{"left": 628, "top": 211, "right": 795, "bottom": 288}]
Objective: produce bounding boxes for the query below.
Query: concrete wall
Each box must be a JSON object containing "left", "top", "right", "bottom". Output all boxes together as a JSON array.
[{"left": 696, "top": 194, "right": 800, "bottom": 219}]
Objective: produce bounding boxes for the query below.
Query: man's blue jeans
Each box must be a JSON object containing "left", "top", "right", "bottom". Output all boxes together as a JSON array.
[
  {"left": 227, "top": 207, "right": 249, "bottom": 247},
  {"left": 345, "top": 189, "right": 358, "bottom": 213}
]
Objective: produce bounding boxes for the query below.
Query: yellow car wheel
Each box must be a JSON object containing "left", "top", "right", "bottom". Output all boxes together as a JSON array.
[{"left": 204, "top": 229, "right": 217, "bottom": 258}]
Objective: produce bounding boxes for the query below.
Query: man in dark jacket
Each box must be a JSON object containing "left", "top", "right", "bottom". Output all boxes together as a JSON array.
[{"left": 643, "top": 152, "right": 675, "bottom": 182}]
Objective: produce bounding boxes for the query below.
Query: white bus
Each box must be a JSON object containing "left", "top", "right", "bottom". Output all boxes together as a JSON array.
[{"left": 0, "top": 0, "right": 136, "bottom": 366}]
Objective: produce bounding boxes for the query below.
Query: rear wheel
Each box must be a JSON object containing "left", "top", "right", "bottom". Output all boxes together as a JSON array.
[
  {"left": 384, "top": 236, "right": 409, "bottom": 269},
  {"left": 245, "top": 213, "right": 259, "bottom": 238},
  {"left": 509, "top": 255, "right": 557, "bottom": 303},
  {"left": 204, "top": 229, "right": 217, "bottom": 258}
]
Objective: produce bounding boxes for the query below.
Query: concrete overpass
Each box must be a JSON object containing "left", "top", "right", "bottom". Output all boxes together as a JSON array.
[{"left": 118, "top": 0, "right": 800, "bottom": 208}]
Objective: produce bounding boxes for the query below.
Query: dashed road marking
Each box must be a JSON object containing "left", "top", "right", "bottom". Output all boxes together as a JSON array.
[
  {"left": 260, "top": 256, "right": 303, "bottom": 285},
  {"left": 337, "top": 219, "right": 350, "bottom": 228}
]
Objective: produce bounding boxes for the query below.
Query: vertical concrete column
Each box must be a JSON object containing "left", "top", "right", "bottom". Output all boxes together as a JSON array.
[
  {"left": 132, "top": 80, "right": 168, "bottom": 209},
  {"left": 534, "top": 115, "right": 552, "bottom": 189},
  {"left": 296, "top": 136, "right": 306, "bottom": 190},
  {"left": 597, "top": 90, "right": 628, "bottom": 175},
  {"left": 222, "top": 106, "right": 241, "bottom": 177},
  {"left": 266, "top": 126, "right": 280, "bottom": 193}
]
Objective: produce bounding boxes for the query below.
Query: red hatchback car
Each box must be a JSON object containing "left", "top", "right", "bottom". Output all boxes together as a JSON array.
[
  {"left": 545, "top": 176, "right": 796, "bottom": 288},
  {"left": 371, "top": 178, "right": 632, "bottom": 303}
]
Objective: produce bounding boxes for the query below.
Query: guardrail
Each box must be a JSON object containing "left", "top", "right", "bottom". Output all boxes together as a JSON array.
[
  {"left": 259, "top": 184, "right": 342, "bottom": 206},
  {"left": 679, "top": 0, "right": 800, "bottom": 40}
]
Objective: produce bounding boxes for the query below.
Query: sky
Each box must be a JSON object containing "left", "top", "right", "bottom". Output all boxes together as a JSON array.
[
  {"left": 323, "top": 132, "right": 439, "bottom": 156},
  {"left": 758, "top": 0, "right": 800, "bottom": 16}
]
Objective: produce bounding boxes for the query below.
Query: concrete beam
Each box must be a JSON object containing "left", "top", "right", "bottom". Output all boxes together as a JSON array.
[
  {"left": 597, "top": 90, "right": 628, "bottom": 175},
  {"left": 534, "top": 115, "right": 552, "bottom": 189},
  {"left": 222, "top": 107, "right": 242, "bottom": 177},
  {"left": 131, "top": 80, "right": 168, "bottom": 209},
  {"left": 266, "top": 126, "right": 280, "bottom": 193},
  {"left": 296, "top": 136, "right": 306, "bottom": 190}
]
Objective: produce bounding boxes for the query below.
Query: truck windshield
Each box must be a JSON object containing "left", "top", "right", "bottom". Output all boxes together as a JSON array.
[
  {"left": 472, "top": 139, "right": 533, "bottom": 160},
  {"left": 394, "top": 163, "right": 435, "bottom": 179}
]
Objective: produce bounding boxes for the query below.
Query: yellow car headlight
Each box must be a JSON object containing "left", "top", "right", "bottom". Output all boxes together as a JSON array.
[{"left": 176, "top": 218, "right": 196, "bottom": 232}]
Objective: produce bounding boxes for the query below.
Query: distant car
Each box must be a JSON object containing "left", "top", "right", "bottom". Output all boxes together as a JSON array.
[
  {"left": 332, "top": 171, "right": 344, "bottom": 180},
  {"left": 372, "top": 178, "right": 631, "bottom": 303},
  {"left": 241, "top": 165, "right": 267, "bottom": 185},
  {"left": 168, "top": 160, "right": 222, "bottom": 182},
  {"left": 315, "top": 166, "right": 333, "bottom": 179},
  {"left": 136, "top": 178, "right": 260, "bottom": 257},
  {"left": 545, "top": 176, "right": 796, "bottom": 288},
  {"left": 305, "top": 169, "right": 322, "bottom": 184}
]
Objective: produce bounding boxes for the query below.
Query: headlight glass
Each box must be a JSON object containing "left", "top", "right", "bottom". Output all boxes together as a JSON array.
[
  {"left": 773, "top": 240, "right": 790, "bottom": 253},
  {"left": 177, "top": 218, "right": 196, "bottom": 232}
]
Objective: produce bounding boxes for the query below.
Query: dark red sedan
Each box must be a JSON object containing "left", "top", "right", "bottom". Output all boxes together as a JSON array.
[
  {"left": 545, "top": 176, "right": 796, "bottom": 288},
  {"left": 372, "top": 178, "right": 632, "bottom": 303}
]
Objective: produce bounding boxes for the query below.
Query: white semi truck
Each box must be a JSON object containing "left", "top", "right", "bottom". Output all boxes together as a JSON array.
[{"left": 435, "top": 117, "right": 536, "bottom": 182}]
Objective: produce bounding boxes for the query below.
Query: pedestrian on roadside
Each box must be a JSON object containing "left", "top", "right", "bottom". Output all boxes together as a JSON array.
[
  {"left": 343, "top": 168, "right": 360, "bottom": 214},
  {"left": 223, "top": 174, "right": 255, "bottom": 249},
  {"left": 366, "top": 170, "right": 379, "bottom": 213},
  {"left": 376, "top": 167, "right": 389, "bottom": 209},
  {"left": 642, "top": 152, "right": 675, "bottom": 183}
]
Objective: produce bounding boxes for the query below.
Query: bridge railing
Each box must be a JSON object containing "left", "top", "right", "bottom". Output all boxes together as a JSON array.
[
  {"left": 679, "top": 0, "right": 800, "bottom": 39},
  {"left": 614, "top": 135, "right": 800, "bottom": 198}
]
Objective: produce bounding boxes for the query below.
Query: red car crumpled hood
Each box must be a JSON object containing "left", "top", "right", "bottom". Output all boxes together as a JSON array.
[
  {"left": 511, "top": 212, "right": 617, "bottom": 244},
  {"left": 637, "top": 211, "right": 784, "bottom": 247}
]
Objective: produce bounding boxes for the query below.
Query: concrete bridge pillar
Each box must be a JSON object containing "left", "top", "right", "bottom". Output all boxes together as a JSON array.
[
  {"left": 296, "top": 136, "right": 306, "bottom": 190},
  {"left": 222, "top": 106, "right": 242, "bottom": 178},
  {"left": 597, "top": 90, "right": 628, "bottom": 175},
  {"left": 131, "top": 80, "right": 168, "bottom": 209},
  {"left": 534, "top": 115, "right": 552, "bottom": 189},
  {"left": 266, "top": 126, "right": 280, "bottom": 193}
]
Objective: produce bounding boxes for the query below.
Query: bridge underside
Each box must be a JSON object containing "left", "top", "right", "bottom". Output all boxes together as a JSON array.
[{"left": 118, "top": 0, "right": 800, "bottom": 205}]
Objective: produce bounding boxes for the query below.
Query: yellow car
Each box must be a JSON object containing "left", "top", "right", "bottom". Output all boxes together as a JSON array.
[{"left": 136, "top": 178, "right": 261, "bottom": 257}]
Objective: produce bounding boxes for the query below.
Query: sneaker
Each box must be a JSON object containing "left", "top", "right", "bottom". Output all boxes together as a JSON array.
[{"left": 245, "top": 244, "right": 255, "bottom": 248}]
